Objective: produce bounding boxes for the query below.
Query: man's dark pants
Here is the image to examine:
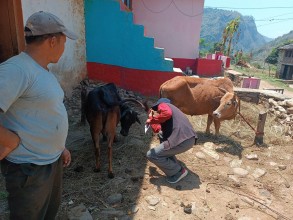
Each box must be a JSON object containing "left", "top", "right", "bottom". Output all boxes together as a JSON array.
[{"left": 1, "top": 157, "right": 63, "bottom": 220}]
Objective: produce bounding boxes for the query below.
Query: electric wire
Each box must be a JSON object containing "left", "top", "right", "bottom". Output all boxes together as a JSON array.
[
  {"left": 255, "top": 12, "right": 293, "bottom": 21},
  {"left": 257, "top": 19, "right": 293, "bottom": 27},
  {"left": 140, "top": 0, "right": 173, "bottom": 14},
  {"left": 205, "top": 6, "right": 293, "bottom": 10},
  {"left": 141, "top": 0, "right": 204, "bottom": 17},
  {"left": 172, "top": 0, "right": 204, "bottom": 17}
]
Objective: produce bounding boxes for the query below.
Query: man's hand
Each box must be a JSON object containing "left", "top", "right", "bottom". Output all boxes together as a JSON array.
[
  {"left": 148, "top": 109, "right": 155, "bottom": 118},
  {"left": 146, "top": 119, "right": 151, "bottom": 124},
  {"left": 62, "top": 148, "right": 71, "bottom": 167},
  {"left": 148, "top": 109, "right": 159, "bottom": 118},
  {"left": 0, "top": 125, "right": 20, "bottom": 160}
]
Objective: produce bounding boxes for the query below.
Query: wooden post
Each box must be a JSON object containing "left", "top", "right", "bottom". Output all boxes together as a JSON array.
[{"left": 254, "top": 111, "right": 267, "bottom": 145}]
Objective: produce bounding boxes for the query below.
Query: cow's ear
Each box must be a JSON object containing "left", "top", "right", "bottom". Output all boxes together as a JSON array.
[
  {"left": 136, "top": 116, "right": 141, "bottom": 124},
  {"left": 218, "top": 87, "right": 228, "bottom": 94},
  {"left": 233, "top": 97, "right": 239, "bottom": 106},
  {"left": 212, "top": 95, "right": 222, "bottom": 102},
  {"left": 232, "top": 94, "right": 237, "bottom": 106}
]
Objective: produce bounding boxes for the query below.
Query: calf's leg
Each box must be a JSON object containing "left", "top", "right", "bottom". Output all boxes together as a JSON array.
[
  {"left": 106, "top": 134, "right": 115, "bottom": 178},
  {"left": 105, "top": 110, "right": 119, "bottom": 178},
  {"left": 89, "top": 115, "right": 103, "bottom": 172}
]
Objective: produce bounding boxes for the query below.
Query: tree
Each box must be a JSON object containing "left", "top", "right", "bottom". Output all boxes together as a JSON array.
[
  {"left": 220, "top": 17, "right": 240, "bottom": 56},
  {"left": 265, "top": 48, "right": 279, "bottom": 65},
  {"left": 199, "top": 38, "right": 209, "bottom": 57},
  {"left": 210, "top": 42, "right": 222, "bottom": 53}
]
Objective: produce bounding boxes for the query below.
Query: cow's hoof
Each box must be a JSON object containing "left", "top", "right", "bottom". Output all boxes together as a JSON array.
[
  {"left": 93, "top": 168, "right": 101, "bottom": 172},
  {"left": 108, "top": 172, "right": 114, "bottom": 179},
  {"left": 74, "top": 166, "right": 84, "bottom": 172},
  {"left": 113, "top": 136, "right": 119, "bottom": 142}
]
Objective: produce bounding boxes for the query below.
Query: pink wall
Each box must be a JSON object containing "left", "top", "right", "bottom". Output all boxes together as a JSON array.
[
  {"left": 132, "top": 0, "right": 204, "bottom": 59},
  {"left": 87, "top": 62, "right": 181, "bottom": 96}
]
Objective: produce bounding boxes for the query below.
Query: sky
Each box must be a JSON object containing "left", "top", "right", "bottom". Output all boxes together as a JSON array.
[{"left": 204, "top": 0, "right": 293, "bottom": 39}]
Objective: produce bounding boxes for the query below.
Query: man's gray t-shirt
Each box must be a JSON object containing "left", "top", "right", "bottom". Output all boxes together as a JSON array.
[{"left": 0, "top": 52, "right": 68, "bottom": 165}]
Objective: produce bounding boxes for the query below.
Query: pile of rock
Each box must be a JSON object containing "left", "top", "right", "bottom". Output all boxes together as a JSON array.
[{"left": 266, "top": 98, "right": 293, "bottom": 137}]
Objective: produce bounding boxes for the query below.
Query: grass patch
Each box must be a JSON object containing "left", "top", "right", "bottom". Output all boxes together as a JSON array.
[{"left": 232, "top": 65, "right": 293, "bottom": 92}]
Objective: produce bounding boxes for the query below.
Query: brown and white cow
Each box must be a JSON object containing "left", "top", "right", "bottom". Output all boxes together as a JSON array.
[{"left": 159, "top": 76, "right": 239, "bottom": 135}]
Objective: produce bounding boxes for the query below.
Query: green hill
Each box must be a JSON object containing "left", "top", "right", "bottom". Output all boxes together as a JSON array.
[
  {"left": 200, "top": 8, "right": 269, "bottom": 54},
  {"left": 252, "top": 31, "right": 293, "bottom": 63}
]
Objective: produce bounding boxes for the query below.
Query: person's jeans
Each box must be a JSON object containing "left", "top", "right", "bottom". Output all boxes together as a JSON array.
[
  {"left": 1, "top": 157, "right": 63, "bottom": 220},
  {"left": 146, "top": 137, "right": 196, "bottom": 176}
]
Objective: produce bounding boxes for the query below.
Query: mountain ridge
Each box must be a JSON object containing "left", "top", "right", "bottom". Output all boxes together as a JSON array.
[
  {"left": 200, "top": 8, "right": 269, "bottom": 53},
  {"left": 252, "top": 30, "right": 293, "bottom": 62},
  {"left": 200, "top": 8, "right": 293, "bottom": 62}
]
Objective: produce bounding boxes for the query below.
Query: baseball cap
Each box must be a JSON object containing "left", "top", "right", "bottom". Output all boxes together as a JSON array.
[
  {"left": 24, "top": 11, "right": 78, "bottom": 40},
  {"left": 152, "top": 98, "right": 171, "bottom": 110}
]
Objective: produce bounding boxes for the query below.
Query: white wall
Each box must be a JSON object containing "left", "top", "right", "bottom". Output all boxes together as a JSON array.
[
  {"left": 21, "top": 0, "right": 87, "bottom": 96},
  {"left": 133, "top": 0, "right": 204, "bottom": 59}
]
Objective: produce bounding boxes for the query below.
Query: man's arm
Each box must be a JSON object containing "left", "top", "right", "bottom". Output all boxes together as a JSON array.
[
  {"left": 149, "top": 103, "right": 172, "bottom": 124},
  {"left": 0, "top": 110, "right": 20, "bottom": 160},
  {"left": 146, "top": 103, "right": 172, "bottom": 133}
]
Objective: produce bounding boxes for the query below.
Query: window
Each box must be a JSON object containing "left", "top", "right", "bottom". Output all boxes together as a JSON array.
[{"left": 122, "top": 0, "right": 132, "bottom": 10}]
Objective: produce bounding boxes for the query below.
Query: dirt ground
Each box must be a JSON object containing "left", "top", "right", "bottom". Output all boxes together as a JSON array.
[
  {"left": 0, "top": 80, "right": 292, "bottom": 220},
  {"left": 258, "top": 80, "right": 293, "bottom": 98}
]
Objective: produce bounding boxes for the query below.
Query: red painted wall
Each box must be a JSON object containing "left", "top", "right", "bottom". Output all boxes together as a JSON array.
[
  {"left": 195, "top": 58, "right": 222, "bottom": 77},
  {"left": 172, "top": 58, "right": 223, "bottom": 77},
  {"left": 87, "top": 62, "right": 181, "bottom": 96},
  {"left": 172, "top": 58, "right": 197, "bottom": 73}
]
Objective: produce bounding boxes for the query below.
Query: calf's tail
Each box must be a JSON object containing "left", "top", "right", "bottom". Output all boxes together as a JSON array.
[{"left": 159, "top": 87, "right": 163, "bottom": 98}]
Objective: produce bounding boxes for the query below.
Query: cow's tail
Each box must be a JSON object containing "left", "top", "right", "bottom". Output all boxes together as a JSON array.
[
  {"left": 120, "top": 98, "right": 149, "bottom": 112},
  {"left": 159, "top": 87, "right": 163, "bottom": 98},
  {"left": 80, "top": 80, "right": 89, "bottom": 125}
]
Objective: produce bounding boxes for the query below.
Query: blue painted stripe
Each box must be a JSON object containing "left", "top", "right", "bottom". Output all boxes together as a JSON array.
[{"left": 84, "top": 0, "right": 173, "bottom": 71}]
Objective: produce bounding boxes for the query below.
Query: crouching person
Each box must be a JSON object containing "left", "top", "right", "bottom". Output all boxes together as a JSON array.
[{"left": 146, "top": 98, "right": 198, "bottom": 184}]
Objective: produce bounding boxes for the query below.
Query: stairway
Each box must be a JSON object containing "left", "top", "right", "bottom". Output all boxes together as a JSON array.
[{"left": 84, "top": 0, "right": 174, "bottom": 72}]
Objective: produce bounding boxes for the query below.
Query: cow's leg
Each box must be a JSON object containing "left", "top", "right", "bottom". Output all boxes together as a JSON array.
[
  {"left": 206, "top": 114, "right": 213, "bottom": 134},
  {"left": 105, "top": 110, "right": 119, "bottom": 178},
  {"left": 214, "top": 118, "right": 221, "bottom": 135},
  {"left": 89, "top": 115, "right": 103, "bottom": 172}
]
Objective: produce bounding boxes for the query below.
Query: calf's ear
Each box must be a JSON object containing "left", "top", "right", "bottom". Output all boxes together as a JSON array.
[{"left": 136, "top": 116, "right": 141, "bottom": 124}]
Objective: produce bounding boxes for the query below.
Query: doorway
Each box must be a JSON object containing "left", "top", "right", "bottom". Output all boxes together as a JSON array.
[{"left": 0, "top": 0, "right": 24, "bottom": 63}]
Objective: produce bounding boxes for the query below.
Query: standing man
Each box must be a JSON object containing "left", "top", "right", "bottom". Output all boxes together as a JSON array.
[
  {"left": 146, "top": 98, "right": 198, "bottom": 184},
  {"left": 0, "top": 11, "right": 77, "bottom": 219}
]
